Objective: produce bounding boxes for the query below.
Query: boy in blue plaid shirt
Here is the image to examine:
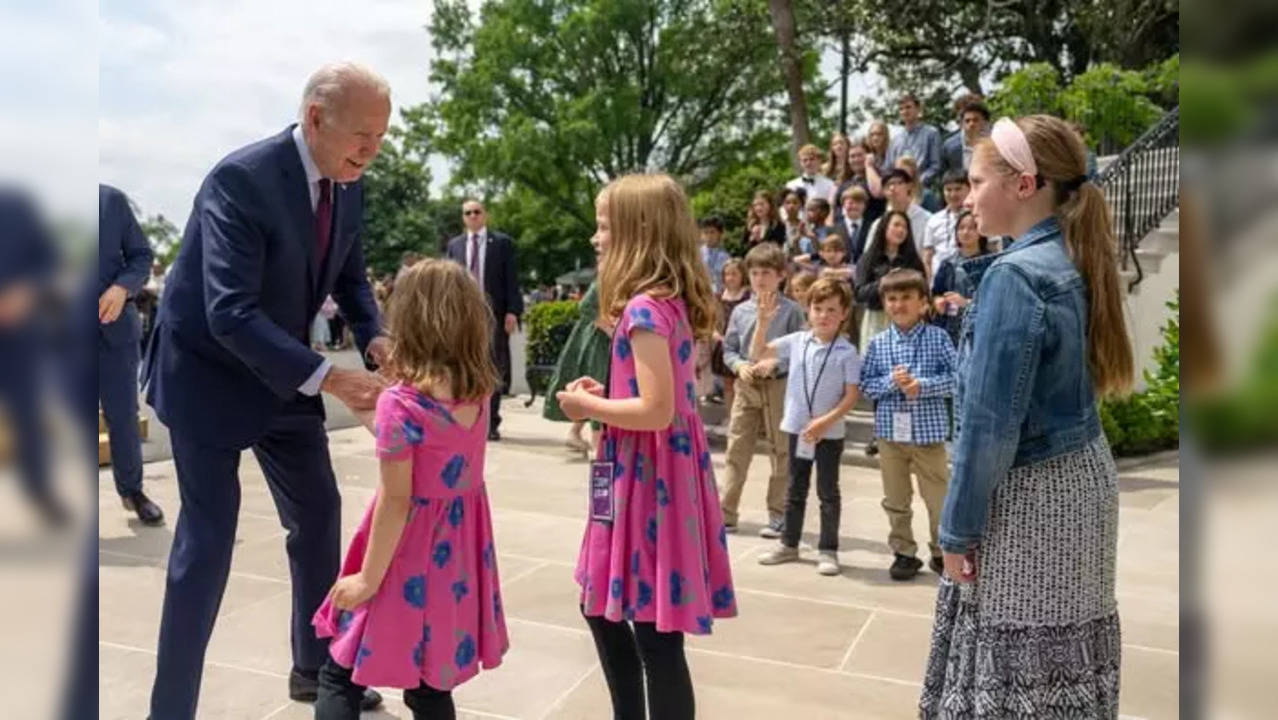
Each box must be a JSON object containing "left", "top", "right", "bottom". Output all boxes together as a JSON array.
[{"left": 859, "top": 268, "right": 957, "bottom": 580}]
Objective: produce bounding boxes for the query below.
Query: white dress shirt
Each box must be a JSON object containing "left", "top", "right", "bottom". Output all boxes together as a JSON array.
[
  {"left": 293, "top": 125, "right": 335, "bottom": 396},
  {"left": 464, "top": 227, "right": 490, "bottom": 287}
]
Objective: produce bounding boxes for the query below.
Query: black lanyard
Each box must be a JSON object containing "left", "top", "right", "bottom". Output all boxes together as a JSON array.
[{"left": 802, "top": 335, "right": 836, "bottom": 417}]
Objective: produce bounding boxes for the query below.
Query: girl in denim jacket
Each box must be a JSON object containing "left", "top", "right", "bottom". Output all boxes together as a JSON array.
[{"left": 919, "top": 115, "right": 1135, "bottom": 719}]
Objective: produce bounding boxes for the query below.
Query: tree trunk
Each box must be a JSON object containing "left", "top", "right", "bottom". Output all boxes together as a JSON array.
[{"left": 768, "top": 0, "right": 810, "bottom": 172}]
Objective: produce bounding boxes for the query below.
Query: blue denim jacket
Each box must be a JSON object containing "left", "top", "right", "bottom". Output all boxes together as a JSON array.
[{"left": 938, "top": 216, "right": 1103, "bottom": 552}]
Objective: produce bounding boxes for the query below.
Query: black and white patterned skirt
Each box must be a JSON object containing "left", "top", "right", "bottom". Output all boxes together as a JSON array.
[{"left": 919, "top": 436, "right": 1122, "bottom": 719}]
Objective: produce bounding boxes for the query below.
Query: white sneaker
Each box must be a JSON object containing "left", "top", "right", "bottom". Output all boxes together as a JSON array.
[
  {"left": 817, "top": 551, "right": 840, "bottom": 576},
  {"left": 758, "top": 544, "right": 799, "bottom": 565},
  {"left": 759, "top": 516, "right": 784, "bottom": 539}
]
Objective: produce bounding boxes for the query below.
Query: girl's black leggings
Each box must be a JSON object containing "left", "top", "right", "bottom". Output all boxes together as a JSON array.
[
  {"left": 314, "top": 656, "right": 454, "bottom": 720},
  {"left": 582, "top": 608, "right": 695, "bottom": 720}
]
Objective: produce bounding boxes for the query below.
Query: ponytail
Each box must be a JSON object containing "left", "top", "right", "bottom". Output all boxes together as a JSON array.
[
  {"left": 981, "top": 114, "right": 1136, "bottom": 398},
  {"left": 1058, "top": 177, "right": 1135, "bottom": 398}
]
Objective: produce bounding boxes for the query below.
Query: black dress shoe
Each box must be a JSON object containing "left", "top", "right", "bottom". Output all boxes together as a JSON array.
[
  {"left": 121, "top": 490, "right": 165, "bottom": 526},
  {"left": 889, "top": 553, "right": 923, "bottom": 581},
  {"left": 289, "top": 668, "right": 383, "bottom": 710},
  {"left": 488, "top": 428, "right": 501, "bottom": 441},
  {"left": 929, "top": 555, "right": 945, "bottom": 575}
]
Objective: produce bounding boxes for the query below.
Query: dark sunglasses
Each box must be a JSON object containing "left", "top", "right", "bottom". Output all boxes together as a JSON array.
[{"left": 463, "top": 209, "right": 483, "bottom": 216}]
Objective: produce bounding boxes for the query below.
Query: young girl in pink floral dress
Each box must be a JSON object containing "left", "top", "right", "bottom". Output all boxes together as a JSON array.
[
  {"left": 557, "top": 174, "right": 738, "bottom": 719},
  {"left": 311, "top": 260, "right": 508, "bottom": 720}
]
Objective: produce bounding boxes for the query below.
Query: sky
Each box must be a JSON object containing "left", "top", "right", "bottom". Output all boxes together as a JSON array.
[
  {"left": 99, "top": 0, "right": 440, "bottom": 226},
  {"left": 97, "top": 0, "right": 882, "bottom": 227}
]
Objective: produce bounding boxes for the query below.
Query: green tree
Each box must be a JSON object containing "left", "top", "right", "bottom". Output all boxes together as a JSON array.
[
  {"left": 419, "top": 0, "right": 801, "bottom": 280},
  {"left": 812, "top": 0, "right": 1177, "bottom": 131},
  {"left": 987, "top": 60, "right": 1167, "bottom": 153},
  {"left": 136, "top": 208, "right": 180, "bottom": 268},
  {"left": 359, "top": 109, "right": 464, "bottom": 275}
]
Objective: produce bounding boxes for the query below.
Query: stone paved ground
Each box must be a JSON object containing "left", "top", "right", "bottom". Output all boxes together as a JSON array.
[{"left": 99, "top": 398, "right": 1179, "bottom": 719}]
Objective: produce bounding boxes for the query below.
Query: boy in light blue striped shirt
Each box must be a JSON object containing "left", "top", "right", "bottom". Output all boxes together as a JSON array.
[{"left": 747, "top": 278, "right": 861, "bottom": 576}]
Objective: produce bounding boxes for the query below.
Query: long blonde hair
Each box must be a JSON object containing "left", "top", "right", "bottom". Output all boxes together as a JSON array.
[
  {"left": 866, "top": 120, "right": 890, "bottom": 158},
  {"left": 974, "top": 115, "right": 1134, "bottom": 398},
  {"left": 824, "top": 132, "right": 850, "bottom": 182},
  {"left": 596, "top": 174, "right": 717, "bottom": 340},
  {"left": 384, "top": 259, "right": 499, "bottom": 401}
]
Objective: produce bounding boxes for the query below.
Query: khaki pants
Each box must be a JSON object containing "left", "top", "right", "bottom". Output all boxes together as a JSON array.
[
  {"left": 878, "top": 441, "right": 949, "bottom": 558},
  {"left": 719, "top": 376, "right": 789, "bottom": 525}
]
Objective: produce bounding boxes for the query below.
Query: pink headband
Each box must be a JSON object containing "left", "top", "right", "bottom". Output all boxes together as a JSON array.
[{"left": 990, "top": 117, "right": 1037, "bottom": 177}]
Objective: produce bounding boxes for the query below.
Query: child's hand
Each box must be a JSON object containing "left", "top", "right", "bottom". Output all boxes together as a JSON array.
[
  {"left": 555, "top": 387, "right": 593, "bottom": 421},
  {"left": 932, "top": 296, "right": 948, "bottom": 314},
  {"left": 756, "top": 291, "right": 779, "bottom": 324},
  {"left": 566, "top": 376, "right": 605, "bottom": 397},
  {"left": 943, "top": 549, "right": 978, "bottom": 584},
  {"left": 943, "top": 292, "right": 968, "bottom": 308},
  {"left": 329, "top": 573, "right": 377, "bottom": 610},
  {"left": 891, "top": 365, "right": 912, "bottom": 388},
  {"left": 736, "top": 363, "right": 756, "bottom": 382},
  {"left": 800, "top": 418, "right": 829, "bottom": 444},
  {"left": 753, "top": 358, "right": 778, "bottom": 378}
]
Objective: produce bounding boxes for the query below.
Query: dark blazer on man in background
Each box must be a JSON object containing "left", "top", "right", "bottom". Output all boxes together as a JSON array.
[
  {"left": 939, "top": 132, "right": 966, "bottom": 180},
  {"left": 98, "top": 184, "right": 154, "bottom": 499},
  {"left": 447, "top": 229, "right": 523, "bottom": 433}
]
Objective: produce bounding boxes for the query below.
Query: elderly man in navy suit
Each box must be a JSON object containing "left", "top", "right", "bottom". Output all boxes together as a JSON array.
[
  {"left": 143, "top": 63, "right": 392, "bottom": 719},
  {"left": 98, "top": 184, "right": 164, "bottom": 525}
]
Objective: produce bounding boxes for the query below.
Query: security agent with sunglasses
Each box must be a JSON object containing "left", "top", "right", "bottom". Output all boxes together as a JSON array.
[{"left": 447, "top": 200, "right": 523, "bottom": 440}]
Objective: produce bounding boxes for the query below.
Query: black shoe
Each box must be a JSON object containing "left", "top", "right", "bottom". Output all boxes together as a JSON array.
[
  {"left": 121, "top": 491, "right": 165, "bottom": 526},
  {"left": 865, "top": 438, "right": 879, "bottom": 457},
  {"left": 889, "top": 553, "right": 923, "bottom": 581},
  {"left": 488, "top": 428, "right": 501, "bottom": 441},
  {"left": 929, "top": 555, "right": 945, "bottom": 575},
  {"left": 288, "top": 668, "right": 383, "bottom": 710}
]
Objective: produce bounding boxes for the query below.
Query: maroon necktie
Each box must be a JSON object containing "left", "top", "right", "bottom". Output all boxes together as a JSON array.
[
  {"left": 468, "top": 233, "right": 480, "bottom": 277},
  {"left": 315, "top": 178, "right": 333, "bottom": 269}
]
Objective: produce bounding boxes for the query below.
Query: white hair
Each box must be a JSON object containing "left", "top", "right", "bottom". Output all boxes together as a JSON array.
[{"left": 298, "top": 61, "right": 391, "bottom": 123}]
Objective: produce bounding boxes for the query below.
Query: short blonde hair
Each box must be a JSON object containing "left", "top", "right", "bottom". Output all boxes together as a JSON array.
[
  {"left": 385, "top": 259, "right": 499, "bottom": 401},
  {"left": 798, "top": 144, "right": 823, "bottom": 160}
]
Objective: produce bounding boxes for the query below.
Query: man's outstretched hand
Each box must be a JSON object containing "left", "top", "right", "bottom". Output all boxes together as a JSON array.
[{"left": 322, "top": 367, "right": 389, "bottom": 412}]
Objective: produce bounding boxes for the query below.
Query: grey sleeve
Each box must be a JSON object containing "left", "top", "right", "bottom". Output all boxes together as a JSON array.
[{"left": 722, "top": 308, "right": 747, "bottom": 371}]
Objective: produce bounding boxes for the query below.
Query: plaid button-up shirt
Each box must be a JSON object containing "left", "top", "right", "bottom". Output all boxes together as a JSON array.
[{"left": 859, "top": 321, "right": 958, "bottom": 444}]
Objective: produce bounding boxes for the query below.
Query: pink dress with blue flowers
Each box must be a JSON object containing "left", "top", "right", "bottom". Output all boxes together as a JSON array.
[
  {"left": 312, "top": 384, "right": 508, "bottom": 690},
  {"left": 575, "top": 293, "right": 739, "bottom": 634}
]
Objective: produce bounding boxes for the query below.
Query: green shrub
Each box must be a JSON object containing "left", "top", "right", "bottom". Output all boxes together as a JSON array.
[
  {"left": 1099, "top": 292, "right": 1180, "bottom": 456},
  {"left": 1189, "top": 294, "right": 1278, "bottom": 453},
  {"left": 525, "top": 300, "right": 580, "bottom": 367}
]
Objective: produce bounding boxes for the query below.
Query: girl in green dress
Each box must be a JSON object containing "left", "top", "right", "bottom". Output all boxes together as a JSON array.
[{"left": 543, "top": 241, "right": 613, "bottom": 454}]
